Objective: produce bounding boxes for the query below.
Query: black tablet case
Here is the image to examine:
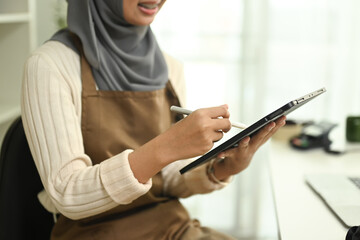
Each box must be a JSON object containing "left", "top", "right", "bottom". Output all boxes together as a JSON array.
[{"left": 180, "top": 88, "right": 326, "bottom": 174}]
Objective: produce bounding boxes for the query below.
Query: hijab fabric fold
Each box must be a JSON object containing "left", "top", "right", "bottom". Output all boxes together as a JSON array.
[{"left": 51, "top": 0, "right": 168, "bottom": 91}]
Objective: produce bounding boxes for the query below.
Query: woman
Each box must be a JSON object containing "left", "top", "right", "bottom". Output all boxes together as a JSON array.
[{"left": 21, "top": 0, "right": 286, "bottom": 239}]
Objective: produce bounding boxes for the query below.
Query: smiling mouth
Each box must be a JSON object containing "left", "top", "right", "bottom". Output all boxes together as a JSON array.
[{"left": 138, "top": 3, "right": 159, "bottom": 9}]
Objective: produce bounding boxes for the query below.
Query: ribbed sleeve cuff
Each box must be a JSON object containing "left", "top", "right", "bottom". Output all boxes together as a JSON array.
[
  {"left": 184, "top": 162, "right": 233, "bottom": 193},
  {"left": 99, "top": 150, "right": 152, "bottom": 204}
]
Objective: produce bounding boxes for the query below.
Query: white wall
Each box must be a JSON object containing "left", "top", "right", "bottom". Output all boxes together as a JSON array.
[{"left": 35, "top": 0, "right": 65, "bottom": 47}]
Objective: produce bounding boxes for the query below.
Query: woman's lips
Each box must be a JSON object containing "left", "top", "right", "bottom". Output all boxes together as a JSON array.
[{"left": 138, "top": 2, "right": 160, "bottom": 15}]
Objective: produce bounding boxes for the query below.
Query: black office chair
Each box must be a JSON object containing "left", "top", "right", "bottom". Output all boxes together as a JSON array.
[{"left": 0, "top": 116, "right": 54, "bottom": 240}]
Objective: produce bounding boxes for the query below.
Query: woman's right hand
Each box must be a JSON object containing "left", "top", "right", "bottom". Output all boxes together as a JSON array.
[
  {"left": 128, "top": 105, "right": 231, "bottom": 183},
  {"left": 161, "top": 105, "right": 232, "bottom": 162}
]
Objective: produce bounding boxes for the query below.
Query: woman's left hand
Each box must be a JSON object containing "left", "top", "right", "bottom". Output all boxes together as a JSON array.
[{"left": 211, "top": 116, "right": 286, "bottom": 181}]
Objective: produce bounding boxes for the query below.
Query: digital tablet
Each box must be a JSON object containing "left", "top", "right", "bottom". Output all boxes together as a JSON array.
[{"left": 179, "top": 87, "right": 326, "bottom": 174}]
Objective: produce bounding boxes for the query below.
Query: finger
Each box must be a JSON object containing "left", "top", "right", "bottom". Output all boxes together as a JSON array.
[
  {"left": 250, "top": 121, "right": 276, "bottom": 144},
  {"left": 260, "top": 116, "right": 286, "bottom": 143},
  {"left": 239, "top": 136, "right": 251, "bottom": 148},
  {"left": 202, "top": 105, "right": 230, "bottom": 119},
  {"left": 217, "top": 152, "right": 226, "bottom": 159},
  {"left": 217, "top": 136, "right": 250, "bottom": 159},
  {"left": 211, "top": 130, "right": 224, "bottom": 142},
  {"left": 253, "top": 115, "right": 286, "bottom": 142},
  {"left": 211, "top": 118, "right": 232, "bottom": 132},
  {"left": 263, "top": 116, "right": 286, "bottom": 139},
  {"left": 252, "top": 116, "right": 286, "bottom": 148},
  {"left": 276, "top": 116, "right": 287, "bottom": 125},
  {"left": 248, "top": 122, "right": 277, "bottom": 151},
  {"left": 221, "top": 104, "right": 229, "bottom": 110}
]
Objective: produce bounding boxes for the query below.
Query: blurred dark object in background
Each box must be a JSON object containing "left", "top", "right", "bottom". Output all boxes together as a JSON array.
[
  {"left": 289, "top": 121, "right": 339, "bottom": 154},
  {"left": 346, "top": 116, "right": 360, "bottom": 143}
]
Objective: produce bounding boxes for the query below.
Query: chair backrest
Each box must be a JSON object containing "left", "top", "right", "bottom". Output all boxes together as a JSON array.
[{"left": 0, "top": 117, "right": 54, "bottom": 240}]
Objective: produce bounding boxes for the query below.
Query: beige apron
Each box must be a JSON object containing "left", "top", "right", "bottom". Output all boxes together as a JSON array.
[{"left": 50, "top": 36, "right": 192, "bottom": 240}]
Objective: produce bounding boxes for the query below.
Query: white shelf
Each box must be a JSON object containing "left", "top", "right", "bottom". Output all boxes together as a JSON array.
[
  {"left": 0, "top": 13, "right": 30, "bottom": 23},
  {"left": 0, "top": 105, "right": 21, "bottom": 124}
]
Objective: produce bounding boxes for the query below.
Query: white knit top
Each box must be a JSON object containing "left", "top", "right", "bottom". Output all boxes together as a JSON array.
[{"left": 21, "top": 41, "right": 229, "bottom": 220}]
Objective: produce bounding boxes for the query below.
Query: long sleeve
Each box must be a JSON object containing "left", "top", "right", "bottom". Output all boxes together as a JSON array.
[
  {"left": 21, "top": 42, "right": 152, "bottom": 220},
  {"left": 22, "top": 41, "right": 230, "bottom": 220}
]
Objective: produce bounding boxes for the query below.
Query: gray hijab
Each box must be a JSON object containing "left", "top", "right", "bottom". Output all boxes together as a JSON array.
[{"left": 51, "top": 0, "right": 168, "bottom": 91}]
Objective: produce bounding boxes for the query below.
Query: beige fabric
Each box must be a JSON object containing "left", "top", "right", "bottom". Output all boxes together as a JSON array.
[
  {"left": 21, "top": 41, "right": 231, "bottom": 220},
  {"left": 181, "top": 220, "right": 237, "bottom": 240},
  {"left": 51, "top": 37, "right": 191, "bottom": 239}
]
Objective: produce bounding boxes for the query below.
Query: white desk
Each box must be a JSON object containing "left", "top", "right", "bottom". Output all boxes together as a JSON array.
[{"left": 269, "top": 140, "right": 360, "bottom": 240}]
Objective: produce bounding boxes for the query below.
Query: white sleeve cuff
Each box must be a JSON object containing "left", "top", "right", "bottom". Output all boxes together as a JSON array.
[
  {"left": 162, "top": 158, "right": 233, "bottom": 198},
  {"left": 99, "top": 149, "right": 152, "bottom": 204},
  {"left": 183, "top": 162, "right": 233, "bottom": 193}
]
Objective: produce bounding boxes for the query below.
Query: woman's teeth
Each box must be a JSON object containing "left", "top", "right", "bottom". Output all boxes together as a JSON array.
[{"left": 138, "top": 3, "right": 158, "bottom": 9}]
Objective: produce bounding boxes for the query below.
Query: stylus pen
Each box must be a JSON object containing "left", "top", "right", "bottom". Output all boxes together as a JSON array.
[{"left": 170, "top": 106, "right": 248, "bottom": 129}]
